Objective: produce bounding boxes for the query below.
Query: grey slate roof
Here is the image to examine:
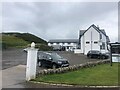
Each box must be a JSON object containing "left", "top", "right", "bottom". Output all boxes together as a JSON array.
[
  {"left": 48, "top": 39, "right": 79, "bottom": 43},
  {"left": 101, "top": 29, "right": 106, "bottom": 35},
  {"left": 79, "top": 30, "right": 86, "bottom": 37},
  {"left": 106, "top": 36, "right": 110, "bottom": 42}
]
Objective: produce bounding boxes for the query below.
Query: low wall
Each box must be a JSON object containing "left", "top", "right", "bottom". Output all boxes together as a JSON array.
[
  {"left": 36, "top": 60, "right": 110, "bottom": 76},
  {"left": 74, "top": 49, "right": 82, "bottom": 53}
]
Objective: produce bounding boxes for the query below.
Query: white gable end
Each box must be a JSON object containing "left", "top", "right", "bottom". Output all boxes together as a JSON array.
[
  {"left": 79, "top": 25, "right": 109, "bottom": 55},
  {"left": 83, "top": 27, "right": 100, "bottom": 54}
]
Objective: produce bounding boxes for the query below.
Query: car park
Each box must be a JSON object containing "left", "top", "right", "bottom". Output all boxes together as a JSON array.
[
  {"left": 37, "top": 52, "right": 69, "bottom": 69},
  {"left": 87, "top": 50, "right": 109, "bottom": 59}
]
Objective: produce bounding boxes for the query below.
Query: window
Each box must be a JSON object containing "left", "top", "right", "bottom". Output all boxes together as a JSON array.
[
  {"left": 86, "top": 41, "right": 90, "bottom": 44},
  {"left": 67, "top": 46, "right": 69, "bottom": 49},
  {"left": 67, "top": 42, "right": 71, "bottom": 44},
  {"left": 100, "top": 45, "right": 102, "bottom": 49},
  {"left": 112, "top": 46, "right": 120, "bottom": 54},
  {"left": 102, "top": 42, "right": 105, "bottom": 49},
  {"left": 100, "top": 34, "right": 102, "bottom": 39},
  {"left": 100, "top": 42, "right": 105, "bottom": 50},
  {"left": 94, "top": 41, "right": 98, "bottom": 44},
  {"left": 56, "top": 42, "right": 59, "bottom": 44},
  {"left": 46, "top": 55, "right": 52, "bottom": 60}
]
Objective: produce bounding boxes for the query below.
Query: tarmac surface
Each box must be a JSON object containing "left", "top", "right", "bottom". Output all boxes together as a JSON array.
[
  {"left": 2, "top": 48, "right": 104, "bottom": 88},
  {"left": 2, "top": 65, "right": 67, "bottom": 88}
]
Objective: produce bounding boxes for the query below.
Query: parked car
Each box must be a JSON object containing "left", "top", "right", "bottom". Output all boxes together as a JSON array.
[
  {"left": 87, "top": 50, "right": 109, "bottom": 59},
  {"left": 37, "top": 52, "right": 69, "bottom": 69}
]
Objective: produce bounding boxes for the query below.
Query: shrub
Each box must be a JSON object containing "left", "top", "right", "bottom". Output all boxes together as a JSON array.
[{"left": 35, "top": 44, "right": 53, "bottom": 51}]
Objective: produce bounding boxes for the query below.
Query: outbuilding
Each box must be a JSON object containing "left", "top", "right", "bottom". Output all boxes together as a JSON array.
[{"left": 48, "top": 39, "right": 79, "bottom": 51}]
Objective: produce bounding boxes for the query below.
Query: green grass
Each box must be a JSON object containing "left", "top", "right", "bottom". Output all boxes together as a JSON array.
[
  {"left": 2, "top": 32, "right": 47, "bottom": 44},
  {"left": 34, "top": 63, "right": 119, "bottom": 86},
  {"left": 1, "top": 34, "right": 53, "bottom": 50},
  {"left": 2, "top": 35, "right": 28, "bottom": 47}
]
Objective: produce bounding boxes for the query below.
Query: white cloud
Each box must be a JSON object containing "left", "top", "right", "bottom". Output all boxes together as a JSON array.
[{"left": 92, "top": 10, "right": 118, "bottom": 42}]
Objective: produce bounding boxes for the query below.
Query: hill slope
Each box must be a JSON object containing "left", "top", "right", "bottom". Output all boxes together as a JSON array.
[
  {"left": 3, "top": 32, "right": 47, "bottom": 44},
  {"left": 1, "top": 32, "right": 52, "bottom": 50},
  {"left": 1, "top": 34, "right": 28, "bottom": 49}
]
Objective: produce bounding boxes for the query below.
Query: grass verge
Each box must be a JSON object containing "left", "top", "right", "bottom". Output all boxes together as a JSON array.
[{"left": 34, "top": 63, "right": 119, "bottom": 86}]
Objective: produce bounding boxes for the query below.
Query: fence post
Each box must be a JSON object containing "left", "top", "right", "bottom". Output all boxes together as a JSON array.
[
  {"left": 110, "top": 44, "right": 112, "bottom": 66},
  {"left": 26, "top": 42, "right": 38, "bottom": 81}
]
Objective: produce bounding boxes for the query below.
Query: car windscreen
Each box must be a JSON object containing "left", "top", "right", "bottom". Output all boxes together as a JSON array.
[{"left": 51, "top": 53, "right": 63, "bottom": 60}]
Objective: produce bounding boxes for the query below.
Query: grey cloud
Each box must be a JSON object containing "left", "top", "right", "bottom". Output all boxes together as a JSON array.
[{"left": 2, "top": 2, "right": 117, "bottom": 41}]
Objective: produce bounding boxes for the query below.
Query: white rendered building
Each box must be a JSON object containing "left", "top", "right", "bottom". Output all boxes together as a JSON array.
[
  {"left": 75, "top": 24, "right": 110, "bottom": 54},
  {"left": 48, "top": 39, "right": 79, "bottom": 51},
  {"left": 48, "top": 24, "right": 110, "bottom": 54}
]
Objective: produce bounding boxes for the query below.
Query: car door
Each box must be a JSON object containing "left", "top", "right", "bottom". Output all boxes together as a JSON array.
[
  {"left": 38, "top": 53, "right": 46, "bottom": 65},
  {"left": 45, "top": 55, "right": 53, "bottom": 67}
]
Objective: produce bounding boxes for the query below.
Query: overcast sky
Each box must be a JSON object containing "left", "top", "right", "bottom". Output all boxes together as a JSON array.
[{"left": 2, "top": 2, "right": 118, "bottom": 42}]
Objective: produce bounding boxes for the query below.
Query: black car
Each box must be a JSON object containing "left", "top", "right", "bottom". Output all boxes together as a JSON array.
[
  {"left": 87, "top": 50, "right": 109, "bottom": 59},
  {"left": 37, "top": 52, "right": 69, "bottom": 69}
]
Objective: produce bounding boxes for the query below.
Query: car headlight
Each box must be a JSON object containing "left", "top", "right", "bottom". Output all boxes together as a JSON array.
[{"left": 57, "top": 61, "right": 62, "bottom": 64}]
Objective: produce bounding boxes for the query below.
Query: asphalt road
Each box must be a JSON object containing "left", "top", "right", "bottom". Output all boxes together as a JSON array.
[
  {"left": 2, "top": 48, "right": 27, "bottom": 70},
  {"left": 2, "top": 48, "right": 103, "bottom": 70}
]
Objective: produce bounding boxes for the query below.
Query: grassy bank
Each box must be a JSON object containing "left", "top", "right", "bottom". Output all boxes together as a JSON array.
[
  {"left": 1, "top": 33, "right": 53, "bottom": 51},
  {"left": 2, "top": 35, "right": 28, "bottom": 48},
  {"left": 34, "top": 63, "right": 119, "bottom": 86}
]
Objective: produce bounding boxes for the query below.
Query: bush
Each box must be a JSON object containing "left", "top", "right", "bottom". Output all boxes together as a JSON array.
[
  {"left": 36, "top": 44, "right": 53, "bottom": 51},
  {"left": 27, "top": 43, "right": 53, "bottom": 51}
]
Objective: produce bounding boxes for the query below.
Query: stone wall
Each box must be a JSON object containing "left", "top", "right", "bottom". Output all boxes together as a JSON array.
[{"left": 36, "top": 60, "right": 110, "bottom": 76}]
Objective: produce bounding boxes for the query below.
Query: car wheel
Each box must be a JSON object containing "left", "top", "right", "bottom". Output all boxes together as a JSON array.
[
  {"left": 88, "top": 55, "right": 92, "bottom": 58},
  {"left": 98, "top": 56, "right": 100, "bottom": 59},
  {"left": 38, "top": 61, "right": 42, "bottom": 67},
  {"left": 52, "top": 64, "right": 57, "bottom": 69}
]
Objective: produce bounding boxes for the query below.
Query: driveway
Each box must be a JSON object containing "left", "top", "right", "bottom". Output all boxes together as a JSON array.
[
  {"left": 2, "top": 48, "right": 27, "bottom": 70},
  {"left": 2, "top": 49, "right": 102, "bottom": 70},
  {"left": 2, "top": 48, "right": 106, "bottom": 88},
  {"left": 2, "top": 65, "right": 70, "bottom": 88},
  {"left": 56, "top": 51, "right": 102, "bottom": 66}
]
